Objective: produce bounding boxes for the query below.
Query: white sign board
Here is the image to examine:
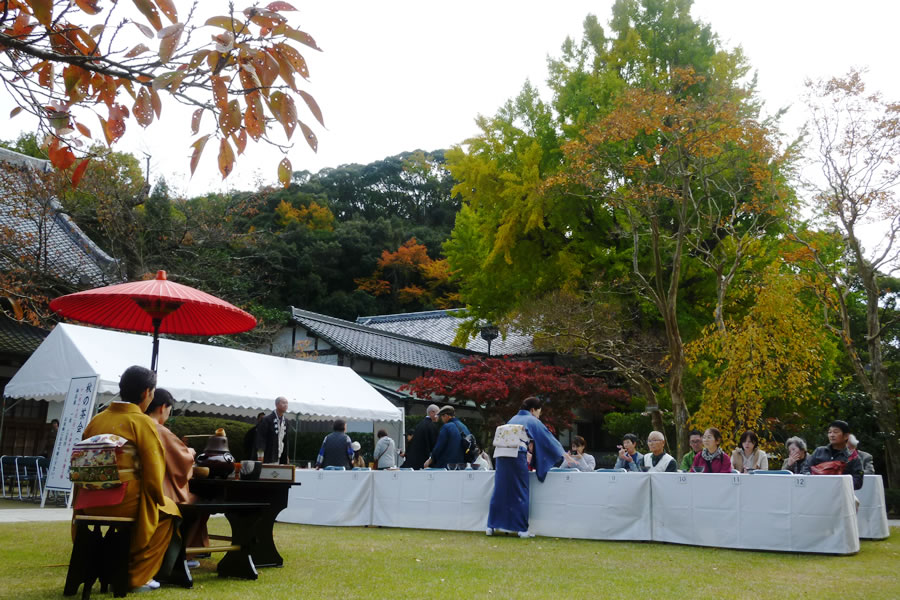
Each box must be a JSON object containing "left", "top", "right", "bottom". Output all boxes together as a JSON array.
[{"left": 45, "top": 376, "right": 98, "bottom": 495}]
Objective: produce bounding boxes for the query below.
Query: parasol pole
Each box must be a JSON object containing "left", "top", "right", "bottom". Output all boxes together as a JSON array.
[{"left": 150, "top": 317, "right": 162, "bottom": 372}]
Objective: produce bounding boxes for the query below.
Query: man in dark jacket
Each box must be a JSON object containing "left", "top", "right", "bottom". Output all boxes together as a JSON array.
[
  {"left": 243, "top": 412, "right": 265, "bottom": 459},
  {"left": 424, "top": 405, "right": 471, "bottom": 469},
  {"left": 316, "top": 419, "right": 353, "bottom": 469},
  {"left": 255, "top": 397, "right": 290, "bottom": 464},
  {"left": 402, "top": 404, "right": 439, "bottom": 469},
  {"left": 802, "top": 420, "right": 864, "bottom": 490}
]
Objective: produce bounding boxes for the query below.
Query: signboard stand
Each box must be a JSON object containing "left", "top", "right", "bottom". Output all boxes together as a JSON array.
[{"left": 40, "top": 376, "right": 98, "bottom": 508}]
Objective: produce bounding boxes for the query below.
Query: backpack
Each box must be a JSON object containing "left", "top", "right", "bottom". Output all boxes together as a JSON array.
[
  {"left": 453, "top": 420, "right": 480, "bottom": 463},
  {"left": 69, "top": 434, "right": 138, "bottom": 490}
]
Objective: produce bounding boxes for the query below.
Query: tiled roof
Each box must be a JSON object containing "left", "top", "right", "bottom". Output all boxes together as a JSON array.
[
  {"left": 356, "top": 309, "right": 534, "bottom": 356},
  {"left": 291, "top": 307, "right": 473, "bottom": 372},
  {"left": 0, "top": 317, "right": 49, "bottom": 357},
  {"left": 0, "top": 147, "right": 119, "bottom": 287}
]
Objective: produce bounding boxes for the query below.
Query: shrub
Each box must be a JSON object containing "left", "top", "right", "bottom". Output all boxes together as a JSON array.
[
  {"left": 165, "top": 416, "right": 255, "bottom": 462},
  {"left": 604, "top": 411, "right": 652, "bottom": 442}
]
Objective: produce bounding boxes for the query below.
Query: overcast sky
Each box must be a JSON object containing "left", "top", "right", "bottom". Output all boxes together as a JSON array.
[{"left": 4, "top": 1, "right": 900, "bottom": 197}]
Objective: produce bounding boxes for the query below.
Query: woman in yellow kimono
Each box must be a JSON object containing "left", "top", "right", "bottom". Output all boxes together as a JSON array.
[{"left": 74, "top": 365, "right": 180, "bottom": 591}]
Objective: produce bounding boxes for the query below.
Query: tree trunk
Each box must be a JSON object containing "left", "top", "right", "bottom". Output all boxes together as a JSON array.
[
  {"left": 663, "top": 303, "right": 689, "bottom": 458},
  {"left": 861, "top": 264, "right": 900, "bottom": 488}
]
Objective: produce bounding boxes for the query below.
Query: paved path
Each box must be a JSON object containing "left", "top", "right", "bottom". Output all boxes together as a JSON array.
[
  {"left": 0, "top": 507, "right": 73, "bottom": 523},
  {"left": 0, "top": 506, "right": 225, "bottom": 523}
]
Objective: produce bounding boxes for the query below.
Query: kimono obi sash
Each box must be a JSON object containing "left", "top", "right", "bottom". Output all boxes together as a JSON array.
[
  {"left": 70, "top": 433, "right": 140, "bottom": 489},
  {"left": 492, "top": 424, "right": 528, "bottom": 458},
  {"left": 71, "top": 433, "right": 140, "bottom": 510}
]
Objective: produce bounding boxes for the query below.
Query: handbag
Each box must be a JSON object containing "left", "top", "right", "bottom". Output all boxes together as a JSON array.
[{"left": 809, "top": 450, "right": 858, "bottom": 475}]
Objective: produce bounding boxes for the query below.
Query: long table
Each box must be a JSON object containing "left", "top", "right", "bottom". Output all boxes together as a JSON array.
[
  {"left": 280, "top": 468, "right": 373, "bottom": 526},
  {"left": 857, "top": 474, "right": 890, "bottom": 539},
  {"left": 650, "top": 472, "right": 859, "bottom": 554},
  {"left": 373, "top": 469, "right": 494, "bottom": 531},
  {"left": 280, "top": 470, "right": 889, "bottom": 554},
  {"left": 528, "top": 470, "right": 652, "bottom": 540}
]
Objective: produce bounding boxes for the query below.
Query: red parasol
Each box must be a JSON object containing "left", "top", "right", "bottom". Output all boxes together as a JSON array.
[{"left": 49, "top": 270, "right": 257, "bottom": 371}]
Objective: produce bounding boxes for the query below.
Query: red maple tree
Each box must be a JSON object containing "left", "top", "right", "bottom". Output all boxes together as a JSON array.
[{"left": 401, "top": 357, "right": 629, "bottom": 436}]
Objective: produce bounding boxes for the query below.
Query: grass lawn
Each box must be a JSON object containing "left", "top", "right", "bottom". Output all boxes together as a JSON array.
[{"left": 0, "top": 519, "right": 897, "bottom": 599}]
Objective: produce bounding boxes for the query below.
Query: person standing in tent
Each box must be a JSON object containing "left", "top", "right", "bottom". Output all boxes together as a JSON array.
[
  {"left": 486, "top": 397, "right": 572, "bottom": 537},
  {"left": 243, "top": 412, "right": 265, "bottom": 460},
  {"left": 402, "top": 404, "right": 439, "bottom": 469},
  {"left": 316, "top": 419, "right": 354, "bottom": 469},
  {"left": 73, "top": 365, "right": 180, "bottom": 592},
  {"left": 255, "top": 397, "right": 289, "bottom": 464}
]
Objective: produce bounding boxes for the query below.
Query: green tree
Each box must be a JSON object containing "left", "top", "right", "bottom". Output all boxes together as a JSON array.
[
  {"left": 445, "top": 1, "right": 794, "bottom": 456},
  {"left": 555, "top": 68, "right": 792, "bottom": 455},
  {"left": 795, "top": 69, "right": 900, "bottom": 487}
]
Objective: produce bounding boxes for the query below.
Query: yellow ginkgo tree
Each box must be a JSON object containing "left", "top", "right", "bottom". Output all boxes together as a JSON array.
[{"left": 687, "top": 264, "right": 835, "bottom": 452}]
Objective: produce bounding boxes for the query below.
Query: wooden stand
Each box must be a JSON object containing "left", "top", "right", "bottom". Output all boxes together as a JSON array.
[{"left": 64, "top": 516, "right": 134, "bottom": 599}]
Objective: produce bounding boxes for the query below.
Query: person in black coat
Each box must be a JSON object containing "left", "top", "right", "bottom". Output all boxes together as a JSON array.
[
  {"left": 243, "top": 412, "right": 265, "bottom": 460},
  {"left": 402, "top": 404, "right": 439, "bottom": 469},
  {"left": 255, "top": 397, "right": 290, "bottom": 464}
]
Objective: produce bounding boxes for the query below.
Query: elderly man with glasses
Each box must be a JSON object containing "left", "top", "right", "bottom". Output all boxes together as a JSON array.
[{"left": 642, "top": 430, "right": 677, "bottom": 472}]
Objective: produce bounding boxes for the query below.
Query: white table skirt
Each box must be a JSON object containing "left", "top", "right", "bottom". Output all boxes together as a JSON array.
[
  {"left": 857, "top": 474, "right": 890, "bottom": 539},
  {"left": 280, "top": 469, "right": 373, "bottom": 526},
  {"left": 372, "top": 470, "right": 494, "bottom": 531},
  {"left": 650, "top": 472, "right": 859, "bottom": 554},
  {"left": 278, "top": 469, "right": 867, "bottom": 554},
  {"left": 528, "top": 471, "right": 652, "bottom": 540}
]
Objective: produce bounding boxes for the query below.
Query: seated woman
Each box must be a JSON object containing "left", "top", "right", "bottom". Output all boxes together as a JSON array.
[
  {"left": 351, "top": 441, "right": 366, "bottom": 468},
  {"left": 613, "top": 433, "right": 643, "bottom": 472},
  {"left": 692, "top": 427, "right": 733, "bottom": 473},
  {"left": 781, "top": 436, "right": 808, "bottom": 474},
  {"left": 731, "top": 430, "right": 769, "bottom": 473},
  {"left": 146, "top": 389, "right": 208, "bottom": 549},
  {"left": 73, "top": 365, "right": 180, "bottom": 592},
  {"left": 568, "top": 436, "right": 596, "bottom": 472}
]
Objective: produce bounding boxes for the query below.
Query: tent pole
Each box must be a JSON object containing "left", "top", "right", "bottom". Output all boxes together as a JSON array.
[
  {"left": 150, "top": 318, "right": 161, "bottom": 372},
  {"left": 292, "top": 414, "right": 298, "bottom": 465},
  {"left": 0, "top": 396, "right": 6, "bottom": 453}
]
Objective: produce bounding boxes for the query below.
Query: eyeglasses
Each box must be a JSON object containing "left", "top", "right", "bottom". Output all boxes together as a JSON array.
[{"left": 648, "top": 438, "right": 664, "bottom": 443}]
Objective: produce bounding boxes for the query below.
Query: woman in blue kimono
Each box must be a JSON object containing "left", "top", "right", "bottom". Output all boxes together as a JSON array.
[{"left": 486, "top": 397, "right": 570, "bottom": 537}]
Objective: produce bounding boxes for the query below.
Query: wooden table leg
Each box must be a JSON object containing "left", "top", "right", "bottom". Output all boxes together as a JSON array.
[
  {"left": 217, "top": 510, "right": 260, "bottom": 580},
  {"left": 249, "top": 505, "right": 283, "bottom": 567}
]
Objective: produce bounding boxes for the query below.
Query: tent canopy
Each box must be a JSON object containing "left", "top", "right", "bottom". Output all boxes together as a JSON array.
[{"left": 3, "top": 324, "right": 402, "bottom": 422}]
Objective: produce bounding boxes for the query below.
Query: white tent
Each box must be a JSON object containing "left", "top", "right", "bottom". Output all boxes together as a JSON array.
[{"left": 4, "top": 323, "right": 402, "bottom": 421}]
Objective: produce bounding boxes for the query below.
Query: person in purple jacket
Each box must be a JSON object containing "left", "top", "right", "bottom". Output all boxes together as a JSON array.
[{"left": 692, "top": 427, "right": 733, "bottom": 473}]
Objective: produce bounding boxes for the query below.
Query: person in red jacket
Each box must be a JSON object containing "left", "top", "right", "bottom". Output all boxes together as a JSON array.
[{"left": 692, "top": 427, "right": 733, "bottom": 473}]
